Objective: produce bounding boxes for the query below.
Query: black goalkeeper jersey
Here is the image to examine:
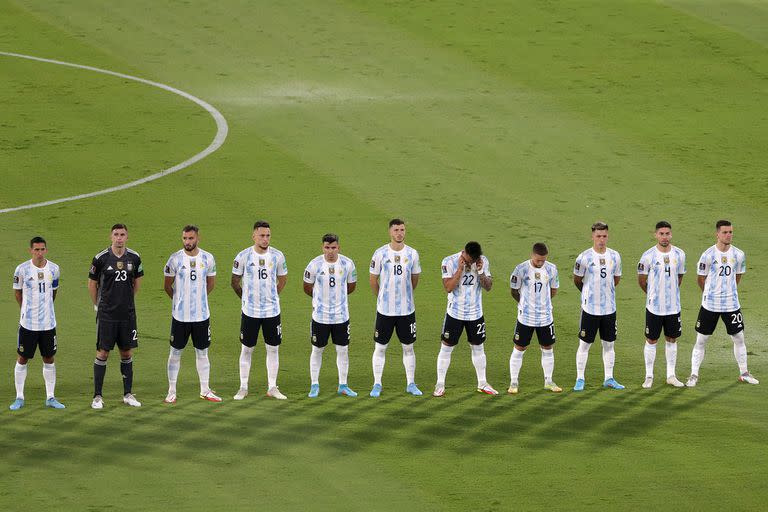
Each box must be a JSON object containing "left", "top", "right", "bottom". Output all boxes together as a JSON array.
[{"left": 89, "top": 247, "right": 144, "bottom": 320}]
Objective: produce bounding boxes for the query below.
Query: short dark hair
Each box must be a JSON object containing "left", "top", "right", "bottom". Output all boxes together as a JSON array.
[
  {"left": 111, "top": 223, "right": 127, "bottom": 232},
  {"left": 30, "top": 236, "right": 47, "bottom": 247},
  {"left": 464, "top": 241, "right": 482, "bottom": 261},
  {"left": 716, "top": 219, "right": 732, "bottom": 231},
  {"left": 322, "top": 233, "right": 339, "bottom": 244},
  {"left": 591, "top": 221, "right": 609, "bottom": 232},
  {"left": 389, "top": 218, "right": 405, "bottom": 228},
  {"left": 655, "top": 221, "right": 672, "bottom": 230},
  {"left": 182, "top": 225, "right": 199, "bottom": 233},
  {"left": 253, "top": 220, "right": 270, "bottom": 230},
  {"left": 532, "top": 242, "right": 548, "bottom": 256}
]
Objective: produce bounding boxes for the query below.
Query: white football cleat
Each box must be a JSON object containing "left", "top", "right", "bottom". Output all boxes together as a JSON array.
[
  {"left": 666, "top": 376, "right": 685, "bottom": 388},
  {"left": 477, "top": 384, "right": 499, "bottom": 395},
  {"left": 507, "top": 382, "right": 519, "bottom": 395},
  {"left": 266, "top": 387, "right": 287, "bottom": 400},
  {"left": 544, "top": 381, "right": 562, "bottom": 393},
  {"left": 91, "top": 395, "right": 104, "bottom": 409},
  {"left": 739, "top": 372, "right": 759, "bottom": 385},
  {"left": 123, "top": 393, "right": 142, "bottom": 407},
  {"left": 686, "top": 374, "right": 698, "bottom": 387},
  {"left": 233, "top": 388, "right": 248, "bottom": 400},
  {"left": 200, "top": 390, "right": 223, "bottom": 402},
  {"left": 642, "top": 377, "right": 654, "bottom": 389},
  {"left": 432, "top": 385, "right": 446, "bottom": 397},
  {"left": 163, "top": 392, "right": 177, "bottom": 404}
]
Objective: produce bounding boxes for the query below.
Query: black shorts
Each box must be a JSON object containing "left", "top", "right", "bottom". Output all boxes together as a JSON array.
[
  {"left": 645, "top": 310, "right": 682, "bottom": 340},
  {"left": 440, "top": 314, "right": 486, "bottom": 346},
  {"left": 170, "top": 318, "right": 211, "bottom": 350},
  {"left": 311, "top": 320, "right": 350, "bottom": 347},
  {"left": 240, "top": 313, "right": 282, "bottom": 347},
  {"left": 97, "top": 316, "right": 138, "bottom": 351},
  {"left": 17, "top": 325, "right": 57, "bottom": 359},
  {"left": 513, "top": 321, "right": 556, "bottom": 347},
  {"left": 695, "top": 307, "right": 744, "bottom": 336},
  {"left": 578, "top": 310, "right": 617, "bottom": 343},
  {"left": 373, "top": 312, "right": 416, "bottom": 345}
]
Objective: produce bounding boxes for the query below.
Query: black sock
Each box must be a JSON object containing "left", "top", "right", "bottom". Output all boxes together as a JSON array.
[
  {"left": 94, "top": 358, "right": 107, "bottom": 397},
  {"left": 121, "top": 357, "right": 133, "bottom": 395}
]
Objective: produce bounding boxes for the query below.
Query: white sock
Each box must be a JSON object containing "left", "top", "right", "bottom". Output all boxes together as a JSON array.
[
  {"left": 436, "top": 344, "right": 454, "bottom": 386},
  {"left": 14, "top": 362, "right": 27, "bottom": 399},
  {"left": 644, "top": 342, "right": 656, "bottom": 379},
  {"left": 691, "top": 333, "right": 709, "bottom": 376},
  {"left": 601, "top": 340, "right": 615, "bottom": 380},
  {"left": 239, "top": 345, "right": 254, "bottom": 390},
  {"left": 731, "top": 331, "right": 748, "bottom": 374},
  {"left": 167, "top": 347, "right": 183, "bottom": 394},
  {"left": 335, "top": 345, "right": 349, "bottom": 385},
  {"left": 42, "top": 363, "right": 56, "bottom": 399},
  {"left": 509, "top": 349, "right": 524, "bottom": 384},
  {"left": 541, "top": 348, "right": 554, "bottom": 384},
  {"left": 665, "top": 341, "right": 677, "bottom": 378},
  {"left": 470, "top": 343, "right": 488, "bottom": 388},
  {"left": 402, "top": 343, "right": 416, "bottom": 385},
  {"left": 576, "top": 340, "right": 591, "bottom": 380},
  {"left": 372, "top": 342, "right": 387, "bottom": 385},
  {"left": 195, "top": 348, "right": 210, "bottom": 394},
  {"left": 265, "top": 345, "right": 279, "bottom": 388},
  {"left": 310, "top": 346, "right": 324, "bottom": 384}
]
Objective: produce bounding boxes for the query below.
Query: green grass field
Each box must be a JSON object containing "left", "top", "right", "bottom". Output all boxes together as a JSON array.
[{"left": 1, "top": 1, "right": 767, "bottom": 510}]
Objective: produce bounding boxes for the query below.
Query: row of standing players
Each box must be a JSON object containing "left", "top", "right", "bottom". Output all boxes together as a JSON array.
[{"left": 8, "top": 218, "right": 759, "bottom": 411}]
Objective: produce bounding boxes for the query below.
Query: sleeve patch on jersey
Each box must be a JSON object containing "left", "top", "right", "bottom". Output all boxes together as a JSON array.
[
  {"left": 234, "top": 260, "right": 239, "bottom": 269},
  {"left": 14, "top": 275, "right": 19, "bottom": 284},
  {"left": 442, "top": 265, "right": 448, "bottom": 273},
  {"left": 637, "top": 263, "right": 644, "bottom": 271},
  {"left": 89, "top": 265, "right": 96, "bottom": 274},
  {"left": 699, "top": 262, "right": 706, "bottom": 271},
  {"left": 574, "top": 263, "right": 580, "bottom": 272},
  {"left": 304, "top": 270, "right": 311, "bottom": 279},
  {"left": 511, "top": 275, "right": 518, "bottom": 284},
  {"left": 370, "top": 260, "right": 376, "bottom": 269}
]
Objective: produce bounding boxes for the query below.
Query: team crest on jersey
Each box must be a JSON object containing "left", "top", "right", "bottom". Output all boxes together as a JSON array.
[
  {"left": 329, "top": 266, "right": 335, "bottom": 274},
  {"left": 394, "top": 255, "right": 401, "bottom": 263},
  {"left": 663, "top": 256, "right": 670, "bottom": 264},
  {"left": 190, "top": 260, "right": 196, "bottom": 268},
  {"left": 127, "top": 263, "right": 133, "bottom": 271},
  {"left": 721, "top": 256, "right": 728, "bottom": 264},
  {"left": 117, "top": 262, "right": 124, "bottom": 270},
  {"left": 37, "top": 272, "right": 44, "bottom": 280},
  {"left": 599, "top": 258, "right": 606, "bottom": 266},
  {"left": 259, "top": 259, "right": 265, "bottom": 267},
  {"left": 534, "top": 272, "right": 541, "bottom": 280}
]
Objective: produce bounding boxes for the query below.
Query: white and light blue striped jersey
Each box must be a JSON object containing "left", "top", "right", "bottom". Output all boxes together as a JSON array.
[
  {"left": 441, "top": 252, "right": 490, "bottom": 321},
  {"left": 13, "top": 260, "right": 59, "bottom": 331},
  {"left": 370, "top": 244, "right": 421, "bottom": 316},
  {"left": 698, "top": 245, "right": 745, "bottom": 312},
  {"left": 164, "top": 249, "right": 217, "bottom": 322},
  {"left": 637, "top": 246, "right": 686, "bottom": 316},
  {"left": 304, "top": 255, "right": 357, "bottom": 324},
  {"left": 232, "top": 246, "right": 288, "bottom": 318},
  {"left": 573, "top": 248, "right": 622, "bottom": 315},
  {"left": 510, "top": 260, "right": 559, "bottom": 327}
]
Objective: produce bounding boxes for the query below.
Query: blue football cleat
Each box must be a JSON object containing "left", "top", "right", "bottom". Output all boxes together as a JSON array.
[
  {"left": 603, "top": 378, "right": 625, "bottom": 390},
  {"left": 573, "top": 379, "right": 585, "bottom": 392},
  {"left": 9, "top": 398, "right": 24, "bottom": 411},
  {"left": 406, "top": 383, "right": 423, "bottom": 396},
  {"left": 370, "top": 383, "right": 382, "bottom": 398},
  {"left": 45, "top": 397, "right": 66, "bottom": 409},
  {"left": 337, "top": 384, "right": 358, "bottom": 397},
  {"left": 308, "top": 384, "right": 320, "bottom": 398}
]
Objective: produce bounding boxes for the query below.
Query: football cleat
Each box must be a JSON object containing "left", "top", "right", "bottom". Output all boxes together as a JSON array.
[
  {"left": 507, "top": 383, "right": 519, "bottom": 395},
  {"left": 337, "top": 384, "right": 358, "bottom": 397},
  {"left": 739, "top": 372, "right": 759, "bottom": 385},
  {"left": 406, "top": 383, "right": 423, "bottom": 396},
  {"left": 432, "top": 385, "right": 446, "bottom": 397},
  {"left": 164, "top": 392, "right": 177, "bottom": 404},
  {"left": 544, "top": 382, "right": 562, "bottom": 393},
  {"left": 123, "top": 393, "right": 142, "bottom": 407},
  {"left": 45, "top": 397, "right": 66, "bottom": 409},
  {"left": 666, "top": 376, "right": 685, "bottom": 388},
  {"left": 573, "top": 378, "right": 585, "bottom": 392},
  {"left": 9, "top": 398, "right": 24, "bottom": 411},
  {"left": 370, "top": 383, "right": 382, "bottom": 398},
  {"left": 201, "top": 390, "right": 223, "bottom": 402},
  {"left": 642, "top": 377, "right": 654, "bottom": 389},
  {"left": 686, "top": 374, "right": 698, "bottom": 387},
  {"left": 233, "top": 388, "right": 248, "bottom": 401},
  {"left": 477, "top": 384, "right": 499, "bottom": 395},
  {"left": 91, "top": 395, "right": 104, "bottom": 409},
  {"left": 266, "top": 387, "right": 287, "bottom": 400},
  {"left": 603, "top": 378, "right": 625, "bottom": 390},
  {"left": 307, "top": 384, "right": 320, "bottom": 398}
]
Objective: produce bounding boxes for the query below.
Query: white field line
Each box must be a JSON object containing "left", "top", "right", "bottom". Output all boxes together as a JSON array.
[{"left": 0, "top": 51, "right": 229, "bottom": 214}]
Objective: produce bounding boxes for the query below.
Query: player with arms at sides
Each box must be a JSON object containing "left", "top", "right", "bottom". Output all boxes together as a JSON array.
[
  {"left": 303, "top": 233, "right": 358, "bottom": 398},
  {"left": 88, "top": 224, "right": 143, "bottom": 409},
  {"left": 508, "top": 243, "right": 562, "bottom": 395},
  {"left": 637, "top": 221, "right": 686, "bottom": 388},
  {"left": 10, "top": 237, "right": 65, "bottom": 410},
  {"left": 687, "top": 220, "right": 758, "bottom": 386},
  {"left": 231, "top": 220, "right": 288, "bottom": 400},
  {"left": 573, "top": 222, "right": 624, "bottom": 391},
  {"left": 163, "top": 225, "right": 221, "bottom": 403},
  {"left": 369, "top": 219, "right": 422, "bottom": 397},
  {"left": 433, "top": 241, "right": 498, "bottom": 397}
]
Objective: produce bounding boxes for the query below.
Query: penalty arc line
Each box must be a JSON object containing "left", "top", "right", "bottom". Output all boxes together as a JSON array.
[{"left": 0, "top": 51, "right": 229, "bottom": 214}]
